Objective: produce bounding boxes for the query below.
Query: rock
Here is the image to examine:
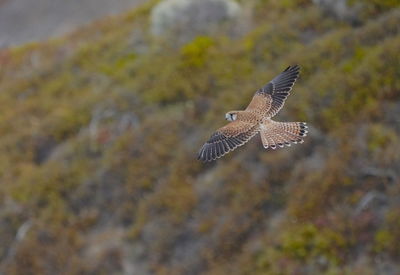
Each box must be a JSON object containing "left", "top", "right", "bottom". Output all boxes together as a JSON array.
[
  {"left": 354, "top": 190, "right": 388, "bottom": 215},
  {"left": 312, "top": 0, "right": 361, "bottom": 23},
  {"left": 150, "top": 0, "right": 241, "bottom": 44}
]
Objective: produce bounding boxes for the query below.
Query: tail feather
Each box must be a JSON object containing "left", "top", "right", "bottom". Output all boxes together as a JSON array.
[
  {"left": 260, "top": 121, "right": 308, "bottom": 149},
  {"left": 261, "top": 130, "right": 277, "bottom": 149}
]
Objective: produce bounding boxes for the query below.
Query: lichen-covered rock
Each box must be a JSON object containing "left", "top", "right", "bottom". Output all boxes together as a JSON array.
[{"left": 150, "top": 0, "right": 241, "bottom": 43}]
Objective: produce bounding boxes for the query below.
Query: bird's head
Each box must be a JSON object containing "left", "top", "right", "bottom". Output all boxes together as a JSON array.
[{"left": 225, "top": 111, "right": 238, "bottom": 122}]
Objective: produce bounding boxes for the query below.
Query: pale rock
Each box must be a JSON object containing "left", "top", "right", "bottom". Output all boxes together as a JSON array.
[{"left": 151, "top": 0, "right": 241, "bottom": 43}]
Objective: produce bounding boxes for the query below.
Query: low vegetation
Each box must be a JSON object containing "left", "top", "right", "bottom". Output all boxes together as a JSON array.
[{"left": 0, "top": 0, "right": 399, "bottom": 274}]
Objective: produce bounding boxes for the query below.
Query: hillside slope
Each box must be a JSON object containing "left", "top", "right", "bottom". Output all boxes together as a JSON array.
[{"left": 0, "top": 0, "right": 400, "bottom": 274}]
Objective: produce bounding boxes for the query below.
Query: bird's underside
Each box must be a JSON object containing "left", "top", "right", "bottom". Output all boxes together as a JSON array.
[{"left": 198, "top": 65, "right": 308, "bottom": 162}]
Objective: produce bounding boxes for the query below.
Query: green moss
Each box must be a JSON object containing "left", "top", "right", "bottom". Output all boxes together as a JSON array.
[
  {"left": 180, "top": 36, "right": 215, "bottom": 68},
  {"left": 374, "top": 230, "right": 392, "bottom": 253},
  {"left": 281, "top": 223, "right": 346, "bottom": 263},
  {"left": 342, "top": 46, "right": 366, "bottom": 72}
]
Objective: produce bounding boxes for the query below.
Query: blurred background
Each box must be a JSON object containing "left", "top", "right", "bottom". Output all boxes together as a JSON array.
[
  {"left": 0, "top": 0, "right": 399, "bottom": 274},
  {"left": 0, "top": 0, "right": 146, "bottom": 47}
]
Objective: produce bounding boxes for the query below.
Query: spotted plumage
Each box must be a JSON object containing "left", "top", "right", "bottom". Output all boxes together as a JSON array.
[{"left": 198, "top": 65, "right": 308, "bottom": 162}]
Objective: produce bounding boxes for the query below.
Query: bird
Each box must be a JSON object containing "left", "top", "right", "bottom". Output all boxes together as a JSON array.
[{"left": 198, "top": 65, "right": 308, "bottom": 162}]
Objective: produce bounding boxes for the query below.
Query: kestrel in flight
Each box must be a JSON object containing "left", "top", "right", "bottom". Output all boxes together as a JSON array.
[{"left": 198, "top": 65, "right": 308, "bottom": 162}]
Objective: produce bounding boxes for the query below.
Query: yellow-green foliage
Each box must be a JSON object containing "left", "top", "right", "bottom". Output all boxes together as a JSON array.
[
  {"left": 281, "top": 224, "right": 346, "bottom": 262},
  {"left": 0, "top": 0, "right": 400, "bottom": 274},
  {"left": 181, "top": 36, "right": 215, "bottom": 68}
]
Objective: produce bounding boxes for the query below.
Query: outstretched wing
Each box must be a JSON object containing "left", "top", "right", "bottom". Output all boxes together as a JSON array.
[
  {"left": 198, "top": 121, "right": 259, "bottom": 162},
  {"left": 246, "top": 65, "right": 300, "bottom": 118}
]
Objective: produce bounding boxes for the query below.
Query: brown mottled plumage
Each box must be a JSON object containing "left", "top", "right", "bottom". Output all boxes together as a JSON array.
[{"left": 198, "top": 65, "right": 308, "bottom": 162}]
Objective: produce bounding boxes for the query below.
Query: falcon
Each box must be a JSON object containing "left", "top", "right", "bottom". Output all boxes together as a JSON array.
[{"left": 198, "top": 65, "right": 308, "bottom": 162}]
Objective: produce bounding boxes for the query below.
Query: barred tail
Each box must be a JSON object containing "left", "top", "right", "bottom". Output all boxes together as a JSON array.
[{"left": 260, "top": 121, "right": 308, "bottom": 149}]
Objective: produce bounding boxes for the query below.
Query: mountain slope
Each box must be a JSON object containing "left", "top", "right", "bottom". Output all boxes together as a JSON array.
[{"left": 0, "top": 0, "right": 399, "bottom": 274}]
